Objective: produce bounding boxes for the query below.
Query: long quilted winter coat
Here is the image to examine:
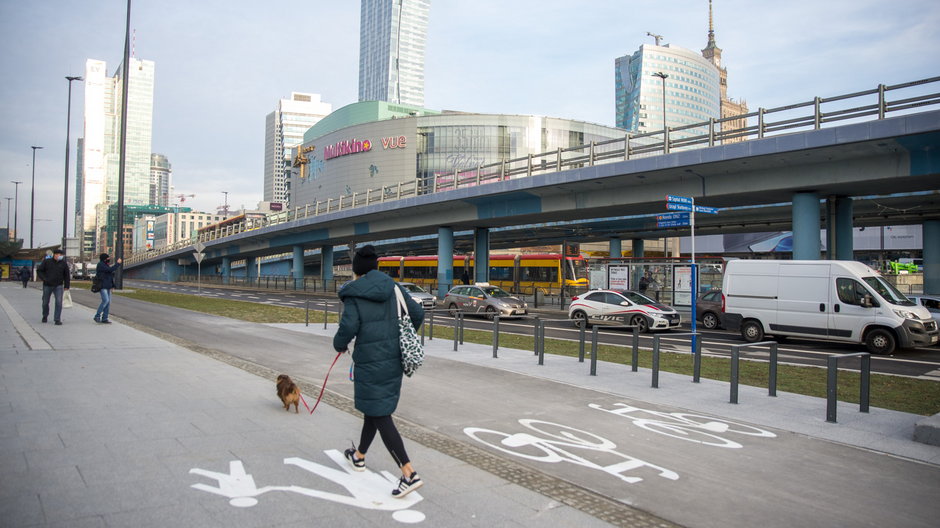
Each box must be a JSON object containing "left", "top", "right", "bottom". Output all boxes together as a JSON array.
[{"left": 333, "top": 270, "right": 424, "bottom": 416}]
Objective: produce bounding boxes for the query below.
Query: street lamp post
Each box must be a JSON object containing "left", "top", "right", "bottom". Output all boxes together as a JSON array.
[
  {"left": 652, "top": 71, "right": 669, "bottom": 141},
  {"left": 4, "top": 197, "right": 11, "bottom": 233},
  {"left": 222, "top": 191, "right": 229, "bottom": 216},
  {"left": 11, "top": 181, "right": 22, "bottom": 242},
  {"left": 63, "top": 76, "right": 83, "bottom": 251},
  {"left": 30, "top": 146, "right": 43, "bottom": 248}
]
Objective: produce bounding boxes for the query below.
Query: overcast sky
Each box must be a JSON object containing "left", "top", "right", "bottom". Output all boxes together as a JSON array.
[{"left": 1, "top": 0, "right": 938, "bottom": 249}]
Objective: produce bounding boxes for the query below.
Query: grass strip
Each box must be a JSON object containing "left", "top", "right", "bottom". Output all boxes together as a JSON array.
[{"left": 116, "top": 287, "right": 940, "bottom": 416}]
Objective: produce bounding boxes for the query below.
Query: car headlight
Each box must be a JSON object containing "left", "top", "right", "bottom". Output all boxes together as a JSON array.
[{"left": 893, "top": 309, "right": 918, "bottom": 320}]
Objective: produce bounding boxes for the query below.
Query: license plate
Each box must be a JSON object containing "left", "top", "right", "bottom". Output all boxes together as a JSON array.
[{"left": 932, "top": 335, "right": 938, "bottom": 344}]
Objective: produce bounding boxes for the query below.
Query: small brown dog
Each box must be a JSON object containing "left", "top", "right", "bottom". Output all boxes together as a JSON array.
[{"left": 276, "top": 374, "right": 301, "bottom": 413}]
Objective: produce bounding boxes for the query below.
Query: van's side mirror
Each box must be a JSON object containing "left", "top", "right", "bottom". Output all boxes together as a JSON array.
[
  {"left": 861, "top": 295, "right": 873, "bottom": 308},
  {"left": 620, "top": 301, "right": 631, "bottom": 306}
]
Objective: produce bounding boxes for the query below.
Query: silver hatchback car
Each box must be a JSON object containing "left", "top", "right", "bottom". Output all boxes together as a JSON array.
[
  {"left": 444, "top": 283, "right": 528, "bottom": 319},
  {"left": 398, "top": 282, "right": 437, "bottom": 309}
]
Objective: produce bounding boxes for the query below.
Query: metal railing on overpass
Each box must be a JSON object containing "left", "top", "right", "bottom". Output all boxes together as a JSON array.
[{"left": 129, "top": 76, "right": 940, "bottom": 266}]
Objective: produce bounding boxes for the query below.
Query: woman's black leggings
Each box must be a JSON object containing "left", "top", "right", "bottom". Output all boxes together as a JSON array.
[{"left": 358, "top": 415, "right": 410, "bottom": 467}]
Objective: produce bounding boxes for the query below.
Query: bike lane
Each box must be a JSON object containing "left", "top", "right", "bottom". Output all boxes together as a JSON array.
[{"left": 262, "top": 324, "right": 940, "bottom": 528}]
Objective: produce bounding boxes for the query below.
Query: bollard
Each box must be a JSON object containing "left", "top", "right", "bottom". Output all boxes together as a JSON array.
[
  {"left": 323, "top": 302, "right": 328, "bottom": 330},
  {"left": 731, "top": 345, "right": 741, "bottom": 404},
  {"left": 631, "top": 326, "right": 639, "bottom": 372},
  {"left": 453, "top": 317, "right": 459, "bottom": 351},
  {"left": 693, "top": 333, "right": 702, "bottom": 383},
  {"left": 590, "top": 326, "right": 599, "bottom": 376},
  {"left": 537, "top": 320, "right": 545, "bottom": 366},
  {"left": 533, "top": 317, "right": 540, "bottom": 356},
  {"left": 729, "top": 341, "right": 779, "bottom": 404},
  {"left": 826, "top": 352, "right": 872, "bottom": 423},
  {"left": 429, "top": 310, "right": 435, "bottom": 340},
  {"left": 492, "top": 314, "right": 500, "bottom": 358},
  {"left": 652, "top": 334, "right": 661, "bottom": 388},
  {"left": 459, "top": 312, "right": 465, "bottom": 345},
  {"left": 421, "top": 318, "right": 426, "bottom": 346},
  {"left": 305, "top": 300, "right": 309, "bottom": 327},
  {"left": 578, "top": 323, "right": 586, "bottom": 362}
]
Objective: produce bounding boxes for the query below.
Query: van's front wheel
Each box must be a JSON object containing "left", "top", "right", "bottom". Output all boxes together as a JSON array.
[
  {"left": 741, "top": 320, "right": 764, "bottom": 343},
  {"left": 865, "top": 328, "right": 896, "bottom": 355}
]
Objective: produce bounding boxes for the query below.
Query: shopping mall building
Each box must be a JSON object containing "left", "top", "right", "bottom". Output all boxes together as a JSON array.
[{"left": 288, "top": 101, "right": 630, "bottom": 207}]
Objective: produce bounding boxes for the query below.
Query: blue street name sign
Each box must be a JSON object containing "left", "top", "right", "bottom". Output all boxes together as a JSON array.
[
  {"left": 694, "top": 205, "right": 719, "bottom": 214},
  {"left": 657, "top": 212, "right": 689, "bottom": 222},
  {"left": 666, "top": 202, "right": 693, "bottom": 212},
  {"left": 666, "top": 194, "right": 693, "bottom": 205},
  {"left": 658, "top": 219, "right": 689, "bottom": 228}
]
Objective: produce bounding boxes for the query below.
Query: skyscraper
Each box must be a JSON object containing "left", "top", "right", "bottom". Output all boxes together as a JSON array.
[
  {"left": 78, "top": 57, "right": 155, "bottom": 256},
  {"left": 358, "top": 0, "right": 430, "bottom": 107},
  {"left": 615, "top": 43, "right": 721, "bottom": 140},
  {"left": 263, "top": 93, "right": 332, "bottom": 206},
  {"left": 150, "top": 153, "right": 172, "bottom": 207},
  {"left": 701, "top": 0, "right": 748, "bottom": 142}
]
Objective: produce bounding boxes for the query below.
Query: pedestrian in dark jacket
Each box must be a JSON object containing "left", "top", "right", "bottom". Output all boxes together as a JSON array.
[
  {"left": 333, "top": 245, "right": 425, "bottom": 498},
  {"left": 94, "top": 253, "right": 122, "bottom": 323},
  {"left": 19, "top": 266, "right": 31, "bottom": 288},
  {"left": 36, "top": 249, "right": 70, "bottom": 324}
]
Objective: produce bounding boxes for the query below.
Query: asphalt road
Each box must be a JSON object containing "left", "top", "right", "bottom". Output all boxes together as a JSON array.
[{"left": 122, "top": 280, "right": 940, "bottom": 380}]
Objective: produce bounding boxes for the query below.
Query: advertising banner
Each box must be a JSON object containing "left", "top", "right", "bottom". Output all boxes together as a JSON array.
[
  {"left": 608, "top": 265, "right": 631, "bottom": 290},
  {"left": 674, "top": 266, "right": 692, "bottom": 306}
]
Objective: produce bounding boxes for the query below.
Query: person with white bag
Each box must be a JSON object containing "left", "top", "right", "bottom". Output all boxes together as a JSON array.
[
  {"left": 36, "top": 248, "right": 70, "bottom": 325},
  {"left": 333, "top": 245, "right": 426, "bottom": 498}
]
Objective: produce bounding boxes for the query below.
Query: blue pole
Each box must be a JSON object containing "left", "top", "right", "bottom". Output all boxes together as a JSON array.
[
  {"left": 792, "top": 192, "right": 821, "bottom": 260},
  {"left": 438, "top": 227, "right": 454, "bottom": 299},
  {"left": 292, "top": 245, "right": 304, "bottom": 289},
  {"left": 474, "top": 228, "right": 490, "bottom": 284}
]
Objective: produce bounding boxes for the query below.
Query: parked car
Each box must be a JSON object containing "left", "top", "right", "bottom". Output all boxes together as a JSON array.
[
  {"left": 696, "top": 289, "right": 724, "bottom": 329},
  {"left": 443, "top": 283, "right": 528, "bottom": 319},
  {"left": 907, "top": 295, "right": 940, "bottom": 328},
  {"left": 398, "top": 282, "right": 437, "bottom": 309},
  {"left": 568, "top": 289, "right": 680, "bottom": 333}
]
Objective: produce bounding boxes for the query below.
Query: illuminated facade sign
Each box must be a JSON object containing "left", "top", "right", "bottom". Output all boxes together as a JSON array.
[{"left": 323, "top": 139, "right": 372, "bottom": 160}]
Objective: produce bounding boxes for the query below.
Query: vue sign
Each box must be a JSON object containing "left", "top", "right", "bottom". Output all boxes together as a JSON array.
[{"left": 382, "top": 135, "right": 407, "bottom": 149}]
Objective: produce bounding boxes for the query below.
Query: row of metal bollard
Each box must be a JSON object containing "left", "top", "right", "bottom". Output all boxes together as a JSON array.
[{"left": 304, "top": 302, "right": 871, "bottom": 424}]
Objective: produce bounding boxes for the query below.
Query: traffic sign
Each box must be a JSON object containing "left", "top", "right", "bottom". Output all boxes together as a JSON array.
[
  {"left": 666, "top": 202, "right": 693, "bottom": 212},
  {"left": 194, "top": 252, "right": 205, "bottom": 264},
  {"left": 657, "top": 220, "right": 689, "bottom": 228},
  {"left": 666, "top": 194, "right": 693, "bottom": 205},
  {"left": 657, "top": 212, "right": 689, "bottom": 222},
  {"left": 193, "top": 241, "right": 206, "bottom": 253},
  {"left": 694, "top": 205, "right": 720, "bottom": 214}
]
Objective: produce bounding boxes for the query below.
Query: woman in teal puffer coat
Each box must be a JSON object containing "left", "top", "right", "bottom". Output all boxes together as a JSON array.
[{"left": 334, "top": 245, "right": 425, "bottom": 498}]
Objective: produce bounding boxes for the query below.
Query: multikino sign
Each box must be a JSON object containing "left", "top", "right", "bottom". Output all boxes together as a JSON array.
[{"left": 323, "top": 139, "right": 372, "bottom": 160}]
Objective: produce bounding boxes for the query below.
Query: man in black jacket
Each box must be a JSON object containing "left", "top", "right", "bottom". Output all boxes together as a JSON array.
[{"left": 36, "top": 249, "right": 71, "bottom": 325}]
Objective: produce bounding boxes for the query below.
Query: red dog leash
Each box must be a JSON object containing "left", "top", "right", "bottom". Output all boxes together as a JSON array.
[{"left": 299, "top": 350, "right": 345, "bottom": 415}]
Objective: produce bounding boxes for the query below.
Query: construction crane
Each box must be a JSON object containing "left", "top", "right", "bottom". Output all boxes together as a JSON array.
[
  {"left": 176, "top": 194, "right": 195, "bottom": 203},
  {"left": 646, "top": 32, "right": 664, "bottom": 46}
]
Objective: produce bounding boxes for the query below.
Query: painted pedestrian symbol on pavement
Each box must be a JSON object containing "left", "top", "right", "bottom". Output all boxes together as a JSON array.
[{"left": 190, "top": 449, "right": 425, "bottom": 524}]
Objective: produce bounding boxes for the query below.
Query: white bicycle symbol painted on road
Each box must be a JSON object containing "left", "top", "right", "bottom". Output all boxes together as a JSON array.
[
  {"left": 588, "top": 403, "right": 777, "bottom": 449},
  {"left": 464, "top": 420, "right": 679, "bottom": 484}
]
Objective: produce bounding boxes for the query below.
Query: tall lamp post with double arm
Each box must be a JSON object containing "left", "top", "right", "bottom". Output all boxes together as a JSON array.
[
  {"left": 11, "top": 181, "right": 22, "bottom": 243},
  {"left": 30, "top": 146, "right": 43, "bottom": 248},
  {"left": 63, "top": 76, "right": 83, "bottom": 251}
]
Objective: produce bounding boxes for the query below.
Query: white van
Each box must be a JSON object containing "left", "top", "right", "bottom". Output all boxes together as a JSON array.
[{"left": 722, "top": 260, "right": 938, "bottom": 354}]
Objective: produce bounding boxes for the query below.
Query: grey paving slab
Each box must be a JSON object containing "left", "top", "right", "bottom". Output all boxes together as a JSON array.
[{"left": 0, "top": 284, "right": 620, "bottom": 528}]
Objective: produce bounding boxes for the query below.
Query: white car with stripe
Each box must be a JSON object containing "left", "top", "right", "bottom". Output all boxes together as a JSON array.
[{"left": 568, "top": 290, "right": 681, "bottom": 333}]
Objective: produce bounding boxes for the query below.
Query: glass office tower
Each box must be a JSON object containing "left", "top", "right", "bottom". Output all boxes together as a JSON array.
[
  {"left": 358, "top": 0, "right": 430, "bottom": 107},
  {"left": 78, "top": 57, "right": 155, "bottom": 255},
  {"left": 615, "top": 44, "right": 720, "bottom": 140}
]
